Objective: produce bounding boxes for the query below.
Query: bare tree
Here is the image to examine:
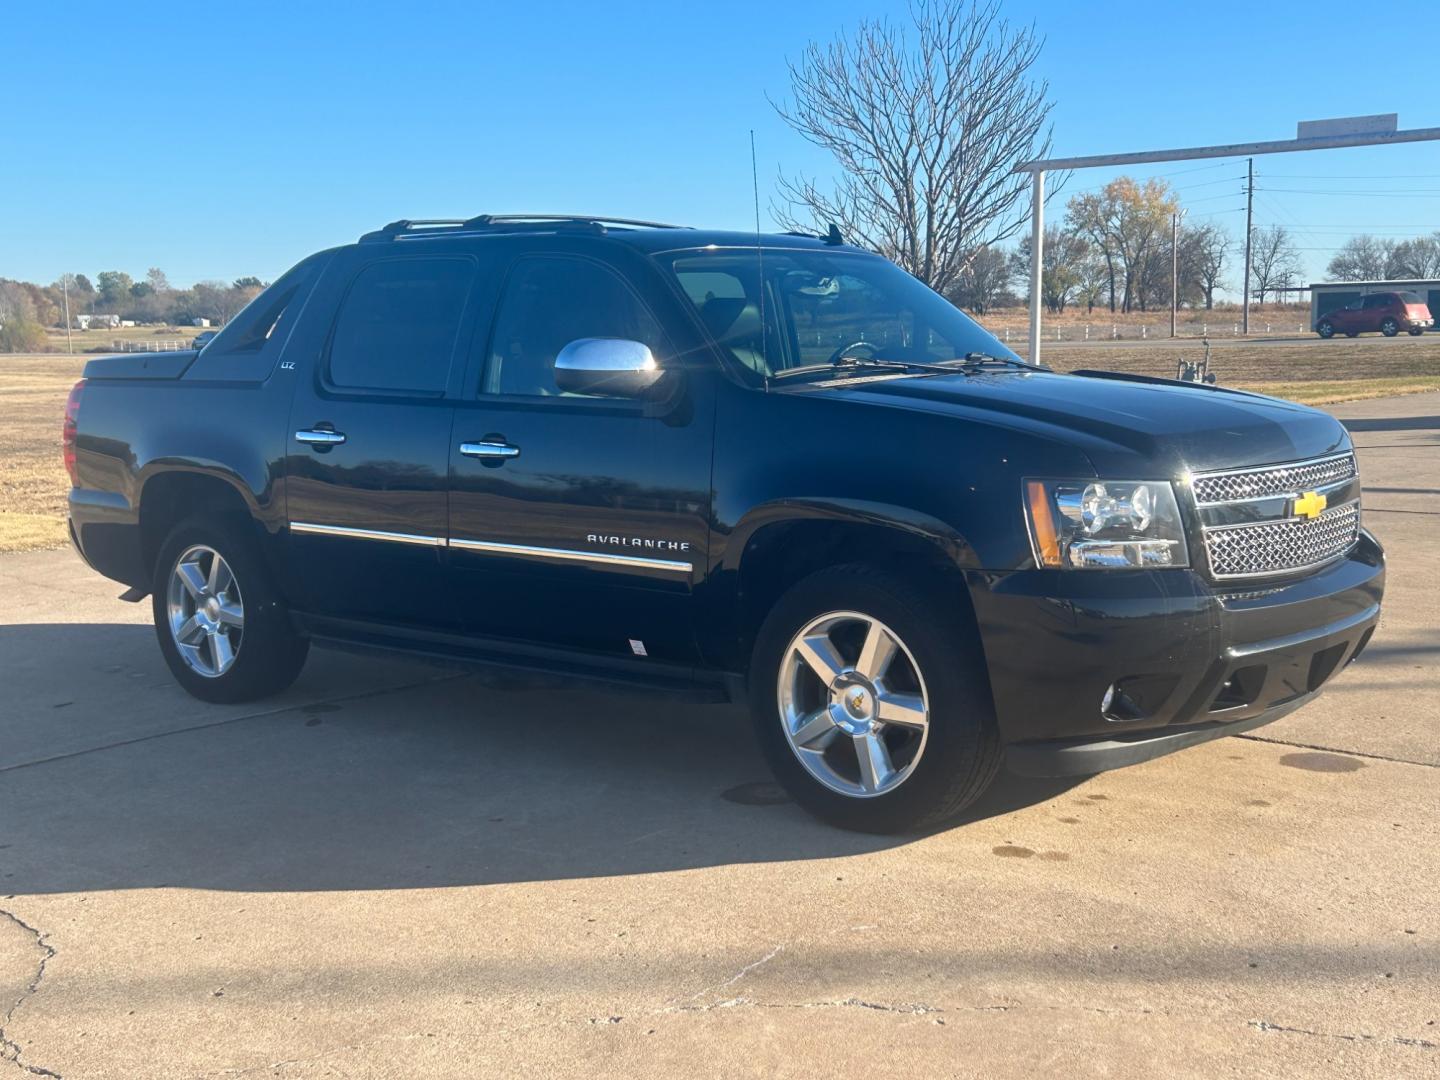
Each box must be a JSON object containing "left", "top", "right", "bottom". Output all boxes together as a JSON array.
[
  {"left": 1326, "top": 235, "right": 1396, "bottom": 282},
  {"left": 947, "top": 244, "right": 1013, "bottom": 314},
  {"left": 1249, "top": 225, "right": 1302, "bottom": 305},
  {"left": 1189, "top": 223, "right": 1230, "bottom": 309},
  {"left": 772, "top": 0, "right": 1055, "bottom": 294},
  {"left": 1011, "top": 226, "right": 1089, "bottom": 313},
  {"left": 1388, "top": 233, "right": 1440, "bottom": 279},
  {"left": 1073, "top": 249, "right": 1109, "bottom": 313}
]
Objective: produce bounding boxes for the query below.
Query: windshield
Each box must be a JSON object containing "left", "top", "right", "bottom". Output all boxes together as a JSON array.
[{"left": 658, "top": 248, "right": 1016, "bottom": 381}]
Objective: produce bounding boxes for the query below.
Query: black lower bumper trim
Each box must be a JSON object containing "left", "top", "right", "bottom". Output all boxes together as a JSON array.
[{"left": 1004, "top": 691, "right": 1316, "bottom": 777}]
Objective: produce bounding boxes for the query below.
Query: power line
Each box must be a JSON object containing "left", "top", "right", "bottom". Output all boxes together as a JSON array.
[
  {"left": 1260, "top": 188, "right": 1440, "bottom": 197},
  {"left": 1245, "top": 225, "right": 1440, "bottom": 233},
  {"left": 1185, "top": 189, "right": 1250, "bottom": 204},
  {"left": 1257, "top": 172, "right": 1440, "bottom": 180}
]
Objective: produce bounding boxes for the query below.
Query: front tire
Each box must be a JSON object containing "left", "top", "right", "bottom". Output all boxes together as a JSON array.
[
  {"left": 152, "top": 517, "right": 309, "bottom": 703},
  {"left": 1409, "top": 326, "right": 1425, "bottom": 336},
  {"left": 1316, "top": 321, "right": 1335, "bottom": 339},
  {"left": 748, "top": 565, "right": 1000, "bottom": 833},
  {"left": 1382, "top": 318, "right": 1399, "bottom": 337}
]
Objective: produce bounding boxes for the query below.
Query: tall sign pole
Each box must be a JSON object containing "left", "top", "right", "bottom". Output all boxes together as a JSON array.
[
  {"left": 1170, "top": 211, "right": 1180, "bottom": 338},
  {"left": 1027, "top": 170, "right": 1044, "bottom": 365},
  {"left": 1242, "top": 157, "right": 1254, "bottom": 335}
]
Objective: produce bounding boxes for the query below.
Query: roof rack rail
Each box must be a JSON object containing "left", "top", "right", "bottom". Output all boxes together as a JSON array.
[{"left": 359, "top": 214, "right": 690, "bottom": 242}]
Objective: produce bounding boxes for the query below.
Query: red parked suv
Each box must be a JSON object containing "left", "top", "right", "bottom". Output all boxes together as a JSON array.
[{"left": 1316, "top": 291, "right": 1433, "bottom": 338}]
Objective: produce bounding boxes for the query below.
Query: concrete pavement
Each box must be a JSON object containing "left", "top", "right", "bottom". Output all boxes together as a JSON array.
[{"left": 1, "top": 395, "right": 1436, "bottom": 1079}]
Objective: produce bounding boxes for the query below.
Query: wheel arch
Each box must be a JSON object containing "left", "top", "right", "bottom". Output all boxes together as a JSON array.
[
  {"left": 721, "top": 499, "right": 981, "bottom": 670},
  {"left": 138, "top": 469, "right": 264, "bottom": 582}
]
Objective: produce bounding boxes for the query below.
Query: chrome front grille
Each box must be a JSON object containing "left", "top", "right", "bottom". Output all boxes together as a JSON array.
[
  {"left": 1193, "top": 453, "right": 1361, "bottom": 579},
  {"left": 1204, "top": 500, "right": 1360, "bottom": 578},
  {"left": 1192, "top": 453, "right": 1355, "bottom": 505}
]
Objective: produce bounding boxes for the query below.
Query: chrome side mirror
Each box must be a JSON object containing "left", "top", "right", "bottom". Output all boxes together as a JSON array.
[{"left": 554, "top": 338, "right": 665, "bottom": 398}]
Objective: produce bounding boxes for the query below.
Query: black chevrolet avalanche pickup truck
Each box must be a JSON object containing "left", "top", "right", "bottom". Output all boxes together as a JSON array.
[{"left": 65, "top": 214, "right": 1384, "bottom": 832}]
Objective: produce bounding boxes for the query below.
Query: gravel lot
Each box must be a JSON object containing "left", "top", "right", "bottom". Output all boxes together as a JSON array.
[{"left": 0, "top": 395, "right": 1435, "bottom": 1079}]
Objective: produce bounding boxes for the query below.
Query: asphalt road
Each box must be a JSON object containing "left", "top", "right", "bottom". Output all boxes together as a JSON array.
[{"left": 1, "top": 395, "right": 1437, "bottom": 1079}]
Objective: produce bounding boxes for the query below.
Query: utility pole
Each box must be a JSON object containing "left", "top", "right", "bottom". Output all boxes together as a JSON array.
[
  {"left": 1242, "top": 157, "right": 1254, "bottom": 335},
  {"left": 61, "top": 274, "right": 73, "bottom": 355},
  {"left": 1170, "top": 211, "right": 1180, "bottom": 338}
]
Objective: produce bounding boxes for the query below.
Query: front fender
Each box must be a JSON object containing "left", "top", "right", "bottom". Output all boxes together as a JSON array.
[{"left": 720, "top": 497, "right": 980, "bottom": 573}]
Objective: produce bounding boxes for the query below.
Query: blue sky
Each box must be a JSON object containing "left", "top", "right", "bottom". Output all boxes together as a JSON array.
[{"left": 3, "top": 0, "right": 1436, "bottom": 294}]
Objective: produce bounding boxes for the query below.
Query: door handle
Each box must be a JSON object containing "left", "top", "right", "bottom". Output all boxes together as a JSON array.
[
  {"left": 460, "top": 441, "right": 520, "bottom": 459},
  {"left": 296, "top": 428, "right": 347, "bottom": 446}
]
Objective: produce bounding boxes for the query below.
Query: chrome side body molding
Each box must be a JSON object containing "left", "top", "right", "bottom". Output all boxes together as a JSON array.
[{"left": 288, "top": 523, "right": 692, "bottom": 573}]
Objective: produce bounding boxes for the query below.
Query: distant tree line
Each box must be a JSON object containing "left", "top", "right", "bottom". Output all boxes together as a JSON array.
[
  {"left": 944, "top": 175, "right": 1305, "bottom": 315},
  {"left": 0, "top": 270, "right": 268, "bottom": 351},
  {"left": 1324, "top": 233, "right": 1440, "bottom": 282}
]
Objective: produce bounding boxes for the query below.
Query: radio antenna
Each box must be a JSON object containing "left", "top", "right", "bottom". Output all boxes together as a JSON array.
[{"left": 751, "top": 129, "right": 769, "bottom": 391}]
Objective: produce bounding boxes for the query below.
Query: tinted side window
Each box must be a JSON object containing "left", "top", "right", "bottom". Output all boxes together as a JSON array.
[
  {"left": 1362, "top": 294, "right": 1389, "bottom": 309},
  {"left": 328, "top": 257, "right": 473, "bottom": 394},
  {"left": 484, "top": 256, "right": 661, "bottom": 397}
]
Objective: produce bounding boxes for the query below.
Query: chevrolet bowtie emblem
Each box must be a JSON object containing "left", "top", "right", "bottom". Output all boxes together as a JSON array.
[{"left": 1292, "top": 490, "right": 1328, "bottom": 520}]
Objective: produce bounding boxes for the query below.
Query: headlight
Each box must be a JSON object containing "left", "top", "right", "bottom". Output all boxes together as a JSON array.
[{"left": 1025, "top": 480, "right": 1189, "bottom": 569}]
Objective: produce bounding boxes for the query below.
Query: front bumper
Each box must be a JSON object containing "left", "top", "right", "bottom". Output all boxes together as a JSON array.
[{"left": 967, "top": 529, "right": 1384, "bottom": 777}]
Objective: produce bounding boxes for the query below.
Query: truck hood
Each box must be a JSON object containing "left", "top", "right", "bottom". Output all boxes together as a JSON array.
[{"left": 803, "top": 369, "right": 1351, "bottom": 476}]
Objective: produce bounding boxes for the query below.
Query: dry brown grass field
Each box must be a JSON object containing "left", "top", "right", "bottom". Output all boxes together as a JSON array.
[
  {"left": 39, "top": 324, "right": 213, "bottom": 353},
  {"left": 0, "top": 355, "right": 85, "bottom": 551},
  {"left": 2, "top": 334, "right": 1438, "bottom": 553},
  {"left": 982, "top": 303, "right": 1313, "bottom": 343}
]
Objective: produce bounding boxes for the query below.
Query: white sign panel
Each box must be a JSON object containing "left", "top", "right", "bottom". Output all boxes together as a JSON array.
[{"left": 1298, "top": 114, "right": 1398, "bottom": 140}]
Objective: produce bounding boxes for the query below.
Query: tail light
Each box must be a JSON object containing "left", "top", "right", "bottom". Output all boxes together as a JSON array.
[{"left": 62, "top": 379, "right": 85, "bottom": 485}]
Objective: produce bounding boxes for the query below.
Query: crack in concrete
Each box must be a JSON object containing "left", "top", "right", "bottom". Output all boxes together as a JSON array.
[
  {"left": 678, "top": 944, "right": 785, "bottom": 1004},
  {"left": 1234, "top": 733, "right": 1437, "bottom": 769},
  {"left": 0, "top": 908, "right": 60, "bottom": 1079},
  {"left": 1250, "top": 1019, "right": 1437, "bottom": 1050},
  {"left": 702, "top": 996, "right": 946, "bottom": 1016}
]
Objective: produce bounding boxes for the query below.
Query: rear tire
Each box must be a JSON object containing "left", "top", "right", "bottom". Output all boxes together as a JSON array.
[
  {"left": 151, "top": 516, "right": 309, "bottom": 703},
  {"left": 1382, "top": 318, "right": 1399, "bottom": 337},
  {"left": 748, "top": 564, "right": 1001, "bottom": 833},
  {"left": 1316, "top": 321, "right": 1335, "bottom": 339}
]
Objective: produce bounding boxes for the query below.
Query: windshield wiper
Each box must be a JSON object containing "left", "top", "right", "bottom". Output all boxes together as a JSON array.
[
  {"left": 769, "top": 356, "right": 921, "bottom": 381},
  {"left": 770, "top": 352, "right": 1047, "bottom": 383},
  {"left": 949, "top": 352, "right": 1049, "bottom": 372}
]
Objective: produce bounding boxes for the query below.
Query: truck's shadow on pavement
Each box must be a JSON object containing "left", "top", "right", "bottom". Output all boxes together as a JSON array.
[{"left": 0, "top": 623, "right": 1083, "bottom": 895}]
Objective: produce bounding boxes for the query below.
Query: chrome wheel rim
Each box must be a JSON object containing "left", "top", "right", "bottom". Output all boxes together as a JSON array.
[
  {"left": 166, "top": 544, "right": 244, "bottom": 677},
  {"left": 777, "top": 610, "right": 930, "bottom": 798}
]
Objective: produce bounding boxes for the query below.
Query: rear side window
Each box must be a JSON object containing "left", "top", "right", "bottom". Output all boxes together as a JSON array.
[
  {"left": 483, "top": 256, "right": 662, "bottom": 397},
  {"left": 328, "top": 257, "right": 474, "bottom": 394},
  {"left": 1362, "top": 294, "right": 1390, "bottom": 309}
]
